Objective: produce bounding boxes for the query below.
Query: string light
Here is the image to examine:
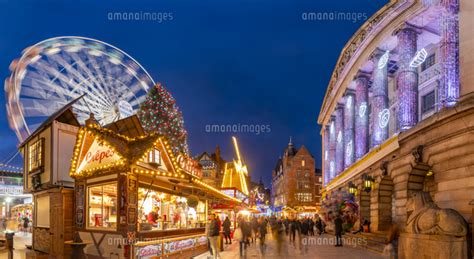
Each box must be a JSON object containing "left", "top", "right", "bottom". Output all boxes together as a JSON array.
[{"left": 137, "top": 83, "right": 189, "bottom": 155}]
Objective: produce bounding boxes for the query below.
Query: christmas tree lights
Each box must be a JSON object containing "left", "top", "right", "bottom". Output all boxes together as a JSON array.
[{"left": 138, "top": 83, "right": 189, "bottom": 155}]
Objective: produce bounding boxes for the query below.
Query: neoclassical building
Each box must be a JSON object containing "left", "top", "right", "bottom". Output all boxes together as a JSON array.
[{"left": 318, "top": 0, "right": 473, "bottom": 257}]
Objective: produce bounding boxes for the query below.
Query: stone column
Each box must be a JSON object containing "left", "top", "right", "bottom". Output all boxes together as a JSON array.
[
  {"left": 329, "top": 117, "right": 336, "bottom": 181},
  {"left": 439, "top": 0, "right": 460, "bottom": 108},
  {"left": 370, "top": 48, "right": 390, "bottom": 147},
  {"left": 396, "top": 25, "right": 419, "bottom": 131},
  {"left": 323, "top": 126, "right": 330, "bottom": 185},
  {"left": 335, "top": 104, "right": 344, "bottom": 175},
  {"left": 355, "top": 72, "right": 370, "bottom": 160},
  {"left": 344, "top": 91, "right": 355, "bottom": 168}
]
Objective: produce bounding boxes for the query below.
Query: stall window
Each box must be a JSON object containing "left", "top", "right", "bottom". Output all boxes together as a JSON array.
[
  {"left": 137, "top": 187, "right": 206, "bottom": 232},
  {"left": 87, "top": 183, "right": 117, "bottom": 230},
  {"left": 28, "top": 139, "right": 44, "bottom": 173},
  {"left": 147, "top": 148, "right": 161, "bottom": 165}
]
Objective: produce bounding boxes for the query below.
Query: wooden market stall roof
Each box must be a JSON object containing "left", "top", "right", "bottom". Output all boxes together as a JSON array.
[
  {"left": 70, "top": 123, "right": 241, "bottom": 204},
  {"left": 105, "top": 115, "right": 145, "bottom": 138}
]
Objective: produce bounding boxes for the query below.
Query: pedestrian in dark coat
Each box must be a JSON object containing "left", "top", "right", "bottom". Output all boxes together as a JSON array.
[
  {"left": 300, "top": 219, "right": 310, "bottom": 254},
  {"left": 223, "top": 216, "right": 232, "bottom": 244},
  {"left": 309, "top": 218, "right": 315, "bottom": 236},
  {"left": 334, "top": 214, "right": 343, "bottom": 247}
]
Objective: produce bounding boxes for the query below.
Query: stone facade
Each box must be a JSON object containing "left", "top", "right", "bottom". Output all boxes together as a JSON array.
[{"left": 318, "top": 0, "right": 474, "bottom": 257}]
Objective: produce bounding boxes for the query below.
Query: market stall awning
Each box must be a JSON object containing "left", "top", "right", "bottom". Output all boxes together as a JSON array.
[
  {"left": 247, "top": 207, "right": 261, "bottom": 214},
  {"left": 191, "top": 178, "right": 242, "bottom": 204},
  {"left": 295, "top": 206, "right": 318, "bottom": 212},
  {"left": 282, "top": 206, "right": 296, "bottom": 212}
]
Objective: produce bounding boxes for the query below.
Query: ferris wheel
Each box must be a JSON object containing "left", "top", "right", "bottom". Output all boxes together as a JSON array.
[{"left": 5, "top": 36, "right": 154, "bottom": 143}]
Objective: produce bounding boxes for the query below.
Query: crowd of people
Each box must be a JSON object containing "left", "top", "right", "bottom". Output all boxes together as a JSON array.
[{"left": 205, "top": 214, "right": 329, "bottom": 258}]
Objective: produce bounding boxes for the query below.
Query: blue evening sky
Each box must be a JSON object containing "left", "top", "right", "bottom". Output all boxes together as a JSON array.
[{"left": 0, "top": 0, "right": 387, "bottom": 186}]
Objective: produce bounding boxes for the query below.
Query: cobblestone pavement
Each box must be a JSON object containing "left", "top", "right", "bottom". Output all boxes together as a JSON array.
[{"left": 195, "top": 233, "right": 384, "bottom": 259}]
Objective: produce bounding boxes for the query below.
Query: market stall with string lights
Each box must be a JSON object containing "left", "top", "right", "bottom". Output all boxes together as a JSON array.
[
  {"left": 69, "top": 122, "right": 241, "bottom": 259},
  {"left": 211, "top": 137, "right": 251, "bottom": 233}
]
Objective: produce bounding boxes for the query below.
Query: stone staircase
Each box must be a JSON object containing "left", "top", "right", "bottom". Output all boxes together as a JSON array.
[{"left": 345, "top": 231, "right": 387, "bottom": 254}]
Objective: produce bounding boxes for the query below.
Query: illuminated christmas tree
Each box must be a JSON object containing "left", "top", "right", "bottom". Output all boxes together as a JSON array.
[{"left": 138, "top": 83, "right": 189, "bottom": 155}]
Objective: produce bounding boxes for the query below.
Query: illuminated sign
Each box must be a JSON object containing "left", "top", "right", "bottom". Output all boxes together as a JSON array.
[
  {"left": 77, "top": 140, "right": 121, "bottom": 173},
  {"left": 176, "top": 154, "right": 202, "bottom": 178},
  {"left": 337, "top": 131, "right": 342, "bottom": 143},
  {"left": 136, "top": 244, "right": 162, "bottom": 258},
  {"left": 0, "top": 185, "right": 23, "bottom": 195},
  {"left": 325, "top": 150, "right": 328, "bottom": 161},
  {"left": 221, "top": 189, "right": 234, "bottom": 197},
  {"left": 165, "top": 238, "right": 196, "bottom": 254}
]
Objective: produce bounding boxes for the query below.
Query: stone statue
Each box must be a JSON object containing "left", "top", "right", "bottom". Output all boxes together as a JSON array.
[{"left": 406, "top": 191, "right": 467, "bottom": 236}]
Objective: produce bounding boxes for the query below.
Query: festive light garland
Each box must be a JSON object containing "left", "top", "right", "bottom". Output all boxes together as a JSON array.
[
  {"left": 70, "top": 123, "right": 201, "bottom": 180},
  {"left": 0, "top": 163, "right": 23, "bottom": 171},
  {"left": 409, "top": 48, "right": 428, "bottom": 68},
  {"left": 138, "top": 83, "right": 189, "bottom": 155},
  {"left": 378, "top": 50, "right": 390, "bottom": 69}
]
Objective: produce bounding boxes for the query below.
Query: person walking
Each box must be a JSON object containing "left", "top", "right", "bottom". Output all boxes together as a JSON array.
[
  {"left": 207, "top": 214, "right": 221, "bottom": 258},
  {"left": 315, "top": 217, "right": 322, "bottom": 235},
  {"left": 237, "top": 218, "right": 252, "bottom": 257},
  {"left": 309, "top": 218, "right": 315, "bottom": 236},
  {"left": 275, "top": 220, "right": 285, "bottom": 256},
  {"left": 334, "top": 214, "right": 343, "bottom": 247},
  {"left": 257, "top": 217, "right": 268, "bottom": 256},
  {"left": 384, "top": 223, "right": 399, "bottom": 259},
  {"left": 222, "top": 216, "right": 232, "bottom": 245},
  {"left": 283, "top": 217, "right": 289, "bottom": 236},
  {"left": 300, "top": 219, "right": 310, "bottom": 254},
  {"left": 2, "top": 217, "right": 6, "bottom": 230},
  {"left": 23, "top": 216, "right": 30, "bottom": 236},
  {"left": 251, "top": 217, "right": 258, "bottom": 244},
  {"left": 296, "top": 218, "right": 302, "bottom": 249},
  {"left": 289, "top": 218, "right": 297, "bottom": 246}
]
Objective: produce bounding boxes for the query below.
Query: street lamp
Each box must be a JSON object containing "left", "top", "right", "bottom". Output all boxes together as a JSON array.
[
  {"left": 348, "top": 181, "right": 357, "bottom": 195},
  {"left": 362, "top": 174, "right": 374, "bottom": 193}
]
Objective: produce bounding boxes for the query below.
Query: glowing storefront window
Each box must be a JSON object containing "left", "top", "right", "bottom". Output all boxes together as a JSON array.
[
  {"left": 87, "top": 183, "right": 117, "bottom": 230},
  {"left": 137, "top": 188, "right": 206, "bottom": 232},
  {"left": 28, "top": 138, "right": 43, "bottom": 173}
]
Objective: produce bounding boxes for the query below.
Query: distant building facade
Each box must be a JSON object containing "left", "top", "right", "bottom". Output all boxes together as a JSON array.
[
  {"left": 314, "top": 169, "right": 323, "bottom": 210},
  {"left": 196, "top": 146, "right": 226, "bottom": 188},
  {"left": 271, "top": 139, "right": 319, "bottom": 216}
]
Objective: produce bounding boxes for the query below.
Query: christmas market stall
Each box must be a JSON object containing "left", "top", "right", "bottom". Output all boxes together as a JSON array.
[
  {"left": 69, "top": 121, "right": 241, "bottom": 258},
  {"left": 211, "top": 137, "right": 251, "bottom": 232}
]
